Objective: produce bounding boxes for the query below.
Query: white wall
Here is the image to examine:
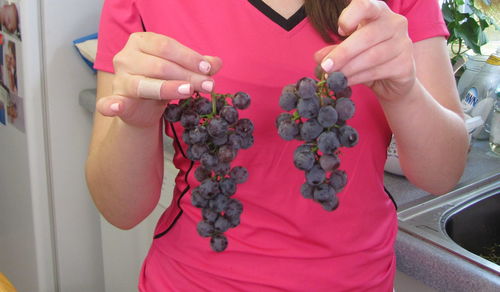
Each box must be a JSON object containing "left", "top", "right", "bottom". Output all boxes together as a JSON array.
[{"left": 40, "top": 0, "right": 104, "bottom": 291}]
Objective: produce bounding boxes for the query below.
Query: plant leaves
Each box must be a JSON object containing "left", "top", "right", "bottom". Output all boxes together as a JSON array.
[{"left": 454, "top": 18, "right": 483, "bottom": 54}]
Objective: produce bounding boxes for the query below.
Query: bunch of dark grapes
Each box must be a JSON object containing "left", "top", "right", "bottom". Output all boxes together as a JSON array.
[
  {"left": 276, "top": 70, "right": 358, "bottom": 211},
  {"left": 163, "top": 91, "right": 253, "bottom": 252}
]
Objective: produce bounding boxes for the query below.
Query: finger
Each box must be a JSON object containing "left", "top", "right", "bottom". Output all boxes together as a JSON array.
[
  {"left": 320, "top": 18, "right": 395, "bottom": 73},
  {"left": 113, "top": 73, "right": 195, "bottom": 100},
  {"left": 347, "top": 50, "right": 414, "bottom": 86},
  {"left": 129, "top": 32, "right": 216, "bottom": 75},
  {"left": 114, "top": 52, "right": 215, "bottom": 93},
  {"left": 96, "top": 95, "right": 168, "bottom": 122},
  {"left": 337, "top": 0, "right": 388, "bottom": 36},
  {"left": 313, "top": 45, "right": 337, "bottom": 64},
  {"left": 340, "top": 36, "right": 408, "bottom": 78}
]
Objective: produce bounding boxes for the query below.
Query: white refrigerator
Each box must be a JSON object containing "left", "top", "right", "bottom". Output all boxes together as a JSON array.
[{"left": 0, "top": 0, "right": 177, "bottom": 290}]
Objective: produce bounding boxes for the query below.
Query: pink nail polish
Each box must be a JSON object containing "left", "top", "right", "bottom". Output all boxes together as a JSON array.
[
  {"left": 199, "top": 61, "right": 211, "bottom": 74},
  {"left": 178, "top": 84, "right": 191, "bottom": 95},
  {"left": 110, "top": 103, "right": 120, "bottom": 112},
  {"left": 201, "top": 80, "right": 214, "bottom": 92},
  {"left": 321, "top": 58, "right": 334, "bottom": 73}
]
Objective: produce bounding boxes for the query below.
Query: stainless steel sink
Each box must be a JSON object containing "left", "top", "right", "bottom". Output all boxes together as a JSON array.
[{"left": 398, "top": 173, "right": 500, "bottom": 276}]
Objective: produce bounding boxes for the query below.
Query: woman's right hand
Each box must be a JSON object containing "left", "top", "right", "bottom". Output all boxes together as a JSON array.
[{"left": 96, "top": 32, "right": 223, "bottom": 128}]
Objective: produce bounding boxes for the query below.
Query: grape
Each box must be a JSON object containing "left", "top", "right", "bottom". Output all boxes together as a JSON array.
[
  {"left": 180, "top": 109, "right": 199, "bottom": 129},
  {"left": 202, "top": 208, "right": 219, "bottom": 224},
  {"left": 317, "top": 105, "right": 338, "bottom": 128},
  {"left": 300, "top": 182, "right": 314, "bottom": 199},
  {"left": 191, "top": 188, "right": 209, "bottom": 208},
  {"left": 197, "top": 221, "right": 214, "bottom": 237},
  {"left": 336, "top": 97, "right": 355, "bottom": 121},
  {"left": 335, "top": 86, "right": 352, "bottom": 99},
  {"left": 216, "top": 98, "right": 226, "bottom": 112},
  {"left": 224, "top": 198, "right": 243, "bottom": 218},
  {"left": 210, "top": 234, "right": 228, "bottom": 252},
  {"left": 164, "top": 103, "right": 183, "bottom": 122},
  {"left": 297, "top": 97, "right": 320, "bottom": 119},
  {"left": 235, "top": 118, "right": 254, "bottom": 137},
  {"left": 293, "top": 148, "right": 315, "bottom": 171},
  {"left": 226, "top": 214, "right": 241, "bottom": 228},
  {"left": 214, "top": 216, "right": 231, "bottom": 233},
  {"left": 194, "top": 165, "right": 212, "bottom": 182},
  {"left": 210, "top": 193, "right": 230, "bottom": 213},
  {"left": 329, "top": 170, "right": 347, "bottom": 192},
  {"left": 278, "top": 120, "right": 299, "bottom": 141},
  {"left": 300, "top": 119, "right": 323, "bottom": 141},
  {"left": 198, "top": 179, "right": 219, "bottom": 199},
  {"left": 212, "top": 162, "right": 231, "bottom": 176},
  {"left": 219, "top": 177, "right": 237, "bottom": 196},
  {"left": 212, "top": 133, "right": 229, "bottom": 146},
  {"left": 276, "top": 70, "right": 358, "bottom": 212},
  {"left": 319, "top": 154, "right": 340, "bottom": 172},
  {"left": 194, "top": 97, "right": 212, "bottom": 115},
  {"left": 188, "top": 143, "right": 209, "bottom": 161},
  {"left": 189, "top": 126, "right": 208, "bottom": 144},
  {"left": 240, "top": 135, "right": 254, "bottom": 149},
  {"left": 306, "top": 164, "right": 326, "bottom": 186},
  {"left": 182, "top": 131, "right": 193, "bottom": 145},
  {"left": 220, "top": 106, "right": 239, "bottom": 125},
  {"left": 233, "top": 92, "right": 251, "bottom": 109},
  {"left": 313, "top": 183, "right": 335, "bottom": 202},
  {"left": 321, "top": 195, "right": 339, "bottom": 211},
  {"left": 275, "top": 112, "right": 293, "bottom": 128},
  {"left": 327, "top": 72, "right": 347, "bottom": 93},
  {"left": 317, "top": 131, "right": 340, "bottom": 154},
  {"left": 207, "top": 117, "right": 229, "bottom": 138},
  {"left": 227, "top": 132, "right": 243, "bottom": 150},
  {"left": 201, "top": 152, "right": 219, "bottom": 170},
  {"left": 279, "top": 84, "right": 299, "bottom": 111},
  {"left": 297, "top": 77, "right": 317, "bottom": 100},
  {"left": 218, "top": 145, "right": 236, "bottom": 163},
  {"left": 338, "top": 125, "right": 359, "bottom": 147},
  {"left": 230, "top": 166, "right": 248, "bottom": 184}
]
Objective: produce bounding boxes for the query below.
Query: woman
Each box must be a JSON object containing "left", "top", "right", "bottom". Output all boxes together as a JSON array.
[{"left": 86, "top": 0, "right": 468, "bottom": 290}]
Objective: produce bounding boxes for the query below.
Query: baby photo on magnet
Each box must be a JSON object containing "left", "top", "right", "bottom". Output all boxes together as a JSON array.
[{"left": 0, "top": 0, "right": 20, "bottom": 41}]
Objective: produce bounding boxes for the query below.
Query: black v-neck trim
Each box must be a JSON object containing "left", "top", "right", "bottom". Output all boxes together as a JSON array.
[{"left": 248, "top": 0, "right": 306, "bottom": 31}]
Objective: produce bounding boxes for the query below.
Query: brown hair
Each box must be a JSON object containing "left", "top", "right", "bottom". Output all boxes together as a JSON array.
[{"left": 305, "top": 0, "right": 350, "bottom": 43}]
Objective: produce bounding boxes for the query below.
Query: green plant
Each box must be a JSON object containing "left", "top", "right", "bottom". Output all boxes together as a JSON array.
[{"left": 442, "top": 0, "right": 498, "bottom": 62}]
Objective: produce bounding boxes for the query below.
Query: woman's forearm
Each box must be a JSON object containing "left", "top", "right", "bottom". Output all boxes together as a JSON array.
[
  {"left": 380, "top": 79, "right": 469, "bottom": 195},
  {"left": 85, "top": 117, "right": 164, "bottom": 229}
]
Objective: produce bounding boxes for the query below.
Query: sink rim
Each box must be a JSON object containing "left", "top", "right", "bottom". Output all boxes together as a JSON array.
[{"left": 397, "top": 173, "right": 500, "bottom": 275}]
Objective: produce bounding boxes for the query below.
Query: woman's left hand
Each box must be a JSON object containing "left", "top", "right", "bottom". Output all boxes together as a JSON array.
[{"left": 314, "top": 0, "right": 416, "bottom": 102}]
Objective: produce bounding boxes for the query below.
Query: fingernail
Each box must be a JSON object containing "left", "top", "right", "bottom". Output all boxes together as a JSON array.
[
  {"left": 199, "top": 61, "right": 211, "bottom": 74},
  {"left": 338, "top": 27, "right": 345, "bottom": 36},
  {"left": 201, "top": 80, "right": 214, "bottom": 92},
  {"left": 177, "top": 84, "right": 191, "bottom": 95},
  {"left": 110, "top": 103, "right": 120, "bottom": 112},
  {"left": 321, "top": 58, "right": 334, "bottom": 73}
]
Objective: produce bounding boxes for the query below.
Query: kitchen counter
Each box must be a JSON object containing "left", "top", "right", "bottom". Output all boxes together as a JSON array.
[{"left": 385, "top": 140, "right": 500, "bottom": 291}]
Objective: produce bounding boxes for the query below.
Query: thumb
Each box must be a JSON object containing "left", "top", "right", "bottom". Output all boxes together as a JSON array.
[
  {"left": 314, "top": 45, "right": 337, "bottom": 64},
  {"left": 96, "top": 95, "right": 132, "bottom": 117}
]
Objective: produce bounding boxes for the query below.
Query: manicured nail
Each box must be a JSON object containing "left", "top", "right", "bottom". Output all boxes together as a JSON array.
[
  {"left": 199, "top": 61, "right": 211, "bottom": 74},
  {"left": 338, "top": 27, "right": 346, "bottom": 36},
  {"left": 321, "top": 58, "right": 334, "bottom": 73},
  {"left": 110, "top": 103, "right": 120, "bottom": 112},
  {"left": 201, "top": 80, "right": 214, "bottom": 92},
  {"left": 177, "top": 84, "right": 191, "bottom": 95}
]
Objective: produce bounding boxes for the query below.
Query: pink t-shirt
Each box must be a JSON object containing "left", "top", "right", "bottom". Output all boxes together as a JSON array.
[{"left": 95, "top": 1, "right": 448, "bottom": 291}]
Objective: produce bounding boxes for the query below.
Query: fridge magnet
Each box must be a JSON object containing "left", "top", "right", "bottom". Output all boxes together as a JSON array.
[
  {"left": 7, "top": 92, "right": 23, "bottom": 132},
  {"left": 0, "top": 99, "right": 5, "bottom": 126},
  {"left": 4, "top": 39, "right": 16, "bottom": 95},
  {"left": 0, "top": 0, "right": 20, "bottom": 41},
  {"left": 0, "top": 81, "right": 7, "bottom": 126}
]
